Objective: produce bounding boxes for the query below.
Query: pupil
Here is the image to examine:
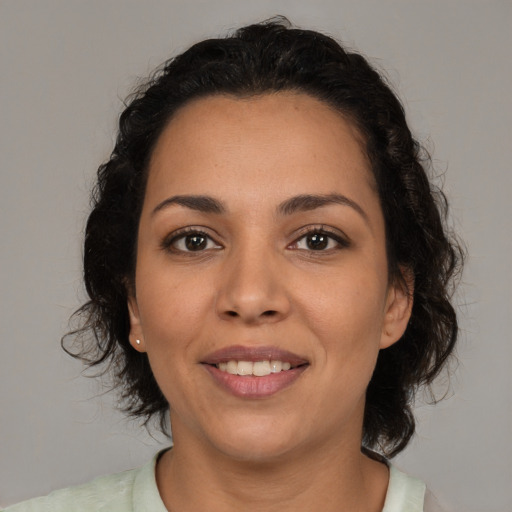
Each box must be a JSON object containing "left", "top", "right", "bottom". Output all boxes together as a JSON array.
[
  {"left": 185, "top": 235, "right": 207, "bottom": 251},
  {"left": 307, "top": 233, "right": 328, "bottom": 250}
]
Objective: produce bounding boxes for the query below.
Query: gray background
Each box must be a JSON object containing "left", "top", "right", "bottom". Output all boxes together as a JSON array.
[{"left": 1, "top": 1, "right": 510, "bottom": 510}]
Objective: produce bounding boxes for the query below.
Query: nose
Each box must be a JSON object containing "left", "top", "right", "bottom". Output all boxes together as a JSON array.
[{"left": 215, "top": 244, "right": 291, "bottom": 324}]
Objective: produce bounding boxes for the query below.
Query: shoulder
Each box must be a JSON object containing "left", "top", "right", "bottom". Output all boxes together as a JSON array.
[
  {"left": 2, "top": 452, "right": 167, "bottom": 512},
  {"left": 424, "top": 489, "right": 448, "bottom": 512},
  {"left": 382, "top": 464, "right": 448, "bottom": 512},
  {"left": 2, "top": 469, "right": 137, "bottom": 512},
  {"left": 382, "top": 463, "right": 426, "bottom": 512}
]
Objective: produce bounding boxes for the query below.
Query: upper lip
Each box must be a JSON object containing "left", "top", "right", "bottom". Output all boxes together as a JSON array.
[{"left": 201, "top": 345, "right": 309, "bottom": 366}]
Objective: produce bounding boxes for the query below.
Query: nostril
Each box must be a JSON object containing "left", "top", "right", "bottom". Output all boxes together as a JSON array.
[{"left": 221, "top": 308, "right": 282, "bottom": 321}]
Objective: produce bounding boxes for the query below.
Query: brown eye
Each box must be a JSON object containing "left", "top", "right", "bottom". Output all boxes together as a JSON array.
[
  {"left": 291, "top": 229, "right": 348, "bottom": 252},
  {"left": 185, "top": 234, "right": 208, "bottom": 251},
  {"left": 168, "top": 230, "right": 221, "bottom": 253},
  {"left": 306, "top": 233, "right": 329, "bottom": 250}
]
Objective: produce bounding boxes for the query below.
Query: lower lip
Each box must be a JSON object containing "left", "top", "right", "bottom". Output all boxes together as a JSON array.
[{"left": 203, "top": 364, "right": 307, "bottom": 399}]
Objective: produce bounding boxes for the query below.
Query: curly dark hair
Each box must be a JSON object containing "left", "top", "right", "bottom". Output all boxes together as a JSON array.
[{"left": 64, "top": 17, "right": 463, "bottom": 457}]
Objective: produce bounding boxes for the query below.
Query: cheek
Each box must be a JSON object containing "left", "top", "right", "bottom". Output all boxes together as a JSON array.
[
  {"left": 134, "top": 269, "right": 214, "bottom": 410},
  {"left": 296, "top": 264, "right": 387, "bottom": 388},
  {"left": 135, "top": 265, "right": 213, "bottom": 359},
  {"left": 299, "top": 267, "right": 387, "bottom": 342}
]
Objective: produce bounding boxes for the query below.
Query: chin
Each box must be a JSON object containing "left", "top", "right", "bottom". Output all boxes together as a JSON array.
[
  {"left": 217, "top": 437, "right": 299, "bottom": 463},
  {"left": 203, "top": 416, "right": 305, "bottom": 463}
]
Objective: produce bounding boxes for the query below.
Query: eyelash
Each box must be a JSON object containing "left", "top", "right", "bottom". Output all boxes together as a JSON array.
[
  {"left": 162, "top": 225, "right": 350, "bottom": 254},
  {"left": 162, "top": 227, "right": 221, "bottom": 254},
  {"left": 291, "top": 226, "right": 350, "bottom": 252}
]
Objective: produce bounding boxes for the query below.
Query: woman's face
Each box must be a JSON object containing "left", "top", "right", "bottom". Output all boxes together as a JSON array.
[{"left": 128, "top": 92, "right": 411, "bottom": 461}]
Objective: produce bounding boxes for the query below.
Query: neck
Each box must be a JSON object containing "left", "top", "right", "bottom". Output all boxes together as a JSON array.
[{"left": 156, "top": 423, "right": 389, "bottom": 512}]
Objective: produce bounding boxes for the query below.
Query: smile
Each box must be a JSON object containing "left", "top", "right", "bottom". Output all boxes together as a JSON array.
[
  {"left": 202, "top": 346, "right": 309, "bottom": 398},
  {"left": 217, "top": 360, "right": 293, "bottom": 376}
]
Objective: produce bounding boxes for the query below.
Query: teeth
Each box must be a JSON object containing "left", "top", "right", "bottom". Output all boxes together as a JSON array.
[
  {"left": 253, "top": 361, "right": 271, "bottom": 376},
  {"left": 237, "top": 361, "right": 253, "bottom": 375},
  {"left": 217, "top": 360, "right": 294, "bottom": 376},
  {"left": 226, "top": 361, "right": 238, "bottom": 374},
  {"left": 270, "top": 360, "right": 282, "bottom": 373}
]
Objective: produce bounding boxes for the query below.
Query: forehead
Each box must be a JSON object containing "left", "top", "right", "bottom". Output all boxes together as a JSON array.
[{"left": 146, "top": 92, "right": 376, "bottom": 207}]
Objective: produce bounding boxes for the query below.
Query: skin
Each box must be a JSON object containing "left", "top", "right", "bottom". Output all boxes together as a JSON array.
[{"left": 127, "top": 92, "right": 413, "bottom": 512}]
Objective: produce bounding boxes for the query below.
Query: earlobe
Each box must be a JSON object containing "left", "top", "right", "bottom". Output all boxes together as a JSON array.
[
  {"left": 127, "top": 295, "right": 147, "bottom": 352},
  {"left": 380, "top": 269, "right": 414, "bottom": 349}
]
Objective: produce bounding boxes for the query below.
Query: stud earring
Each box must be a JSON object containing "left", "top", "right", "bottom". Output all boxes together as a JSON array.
[{"left": 135, "top": 339, "right": 141, "bottom": 345}]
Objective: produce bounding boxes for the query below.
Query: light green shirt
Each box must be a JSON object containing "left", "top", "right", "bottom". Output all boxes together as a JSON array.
[{"left": 3, "top": 453, "right": 431, "bottom": 511}]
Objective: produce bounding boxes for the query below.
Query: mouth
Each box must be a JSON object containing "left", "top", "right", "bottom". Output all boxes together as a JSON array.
[
  {"left": 201, "top": 346, "right": 309, "bottom": 398},
  {"left": 215, "top": 360, "right": 299, "bottom": 376}
]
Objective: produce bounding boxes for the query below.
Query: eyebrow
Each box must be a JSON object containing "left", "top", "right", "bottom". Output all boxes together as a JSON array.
[
  {"left": 152, "top": 192, "right": 369, "bottom": 225},
  {"left": 277, "top": 193, "right": 369, "bottom": 224},
  {"left": 152, "top": 195, "right": 225, "bottom": 216}
]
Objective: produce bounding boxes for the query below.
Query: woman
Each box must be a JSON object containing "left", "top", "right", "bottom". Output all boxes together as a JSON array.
[{"left": 4, "top": 18, "right": 462, "bottom": 512}]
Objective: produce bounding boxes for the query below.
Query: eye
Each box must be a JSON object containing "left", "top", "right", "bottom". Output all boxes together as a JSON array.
[
  {"left": 166, "top": 229, "right": 221, "bottom": 253},
  {"left": 291, "top": 228, "right": 349, "bottom": 252}
]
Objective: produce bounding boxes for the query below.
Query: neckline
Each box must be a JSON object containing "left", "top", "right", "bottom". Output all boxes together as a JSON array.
[{"left": 135, "top": 448, "right": 425, "bottom": 512}]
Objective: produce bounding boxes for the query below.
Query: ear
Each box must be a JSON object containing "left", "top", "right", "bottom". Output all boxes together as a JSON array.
[
  {"left": 380, "top": 267, "right": 414, "bottom": 349},
  {"left": 127, "top": 293, "right": 147, "bottom": 353}
]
